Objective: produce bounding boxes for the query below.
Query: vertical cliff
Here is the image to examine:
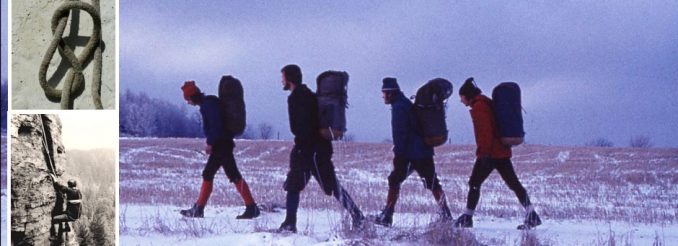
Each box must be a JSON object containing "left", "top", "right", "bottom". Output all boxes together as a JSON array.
[{"left": 11, "top": 114, "right": 68, "bottom": 245}]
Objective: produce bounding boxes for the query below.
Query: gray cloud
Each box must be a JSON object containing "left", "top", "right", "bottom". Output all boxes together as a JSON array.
[{"left": 121, "top": 0, "right": 678, "bottom": 147}]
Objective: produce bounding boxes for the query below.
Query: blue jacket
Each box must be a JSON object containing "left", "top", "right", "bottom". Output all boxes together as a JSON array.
[
  {"left": 391, "top": 92, "right": 434, "bottom": 160},
  {"left": 199, "top": 95, "right": 231, "bottom": 145}
]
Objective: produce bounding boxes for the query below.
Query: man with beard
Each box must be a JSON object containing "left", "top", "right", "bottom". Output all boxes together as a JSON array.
[{"left": 277, "top": 64, "right": 365, "bottom": 233}]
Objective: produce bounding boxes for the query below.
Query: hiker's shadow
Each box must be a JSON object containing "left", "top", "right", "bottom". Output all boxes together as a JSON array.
[{"left": 46, "top": 9, "right": 107, "bottom": 104}]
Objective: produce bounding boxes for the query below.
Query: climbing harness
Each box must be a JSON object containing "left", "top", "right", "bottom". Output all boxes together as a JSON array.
[
  {"left": 38, "top": 115, "right": 58, "bottom": 175},
  {"left": 38, "top": 0, "right": 103, "bottom": 109}
]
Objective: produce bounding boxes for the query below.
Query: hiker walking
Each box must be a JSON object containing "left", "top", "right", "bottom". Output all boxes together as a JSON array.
[
  {"left": 179, "top": 80, "right": 260, "bottom": 219},
  {"left": 277, "top": 64, "right": 365, "bottom": 233},
  {"left": 49, "top": 175, "right": 81, "bottom": 241},
  {"left": 453, "top": 78, "right": 541, "bottom": 229},
  {"left": 374, "top": 77, "right": 452, "bottom": 227}
]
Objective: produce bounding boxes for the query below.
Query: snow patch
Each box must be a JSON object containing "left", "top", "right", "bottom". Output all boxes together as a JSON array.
[
  {"left": 1, "top": 190, "right": 6, "bottom": 246},
  {"left": 556, "top": 151, "right": 570, "bottom": 163}
]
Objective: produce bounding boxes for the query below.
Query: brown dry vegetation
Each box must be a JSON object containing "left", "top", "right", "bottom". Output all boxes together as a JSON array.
[{"left": 120, "top": 138, "right": 678, "bottom": 224}]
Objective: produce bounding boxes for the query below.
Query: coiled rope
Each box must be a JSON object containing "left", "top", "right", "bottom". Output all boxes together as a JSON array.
[{"left": 38, "top": 0, "right": 103, "bottom": 109}]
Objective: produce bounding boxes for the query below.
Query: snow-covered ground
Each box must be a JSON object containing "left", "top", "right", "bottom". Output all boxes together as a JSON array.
[
  {"left": 120, "top": 204, "right": 676, "bottom": 245},
  {"left": 120, "top": 138, "right": 678, "bottom": 245},
  {"left": 1, "top": 133, "right": 6, "bottom": 190},
  {"left": 2, "top": 189, "right": 7, "bottom": 246},
  {"left": 2, "top": 134, "right": 6, "bottom": 246}
]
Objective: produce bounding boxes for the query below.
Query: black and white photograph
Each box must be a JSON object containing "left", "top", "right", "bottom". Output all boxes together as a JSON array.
[{"left": 10, "top": 113, "right": 116, "bottom": 246}]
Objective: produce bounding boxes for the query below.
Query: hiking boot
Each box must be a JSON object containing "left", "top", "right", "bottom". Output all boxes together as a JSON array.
[
  {"left": 236, "top": 204, "right": 260, "bottom": 219},
  {"left": 277, "top": 220, "right": 297, "bottom": 233},
  {"left": 180, "top": 204, "right": 204, "bottom": 218},
  {"left": 517, "top": 210, "right": 542, "bottom": 230},
  {"left": 453, "top": 214, "right": 473, "bottom": 228},
  {"left": 374, "top": 207, "right": 394, "bottom": 227}
]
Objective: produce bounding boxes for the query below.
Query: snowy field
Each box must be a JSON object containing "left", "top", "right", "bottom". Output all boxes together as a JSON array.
[
  {"left": 1, "top": 133, "right": 6, "bottom": 190},
  {"left": 120, "top": 138, "right": 678, "bottom": 245},
  {"left": 2, "top": 135, "right": 6, "bottom": 246},
  {"left": 2, "top": 190, "right": 6, "bottom": 246}
]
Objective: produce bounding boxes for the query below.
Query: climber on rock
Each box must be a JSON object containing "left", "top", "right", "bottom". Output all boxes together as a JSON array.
[{"left": 49, "top": 174, "right": 82, "bottom": 240}]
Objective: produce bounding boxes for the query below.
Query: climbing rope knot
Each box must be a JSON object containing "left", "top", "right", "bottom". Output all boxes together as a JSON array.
[{"left": 39, "top": 0, "right": 103, "bottom": 109}]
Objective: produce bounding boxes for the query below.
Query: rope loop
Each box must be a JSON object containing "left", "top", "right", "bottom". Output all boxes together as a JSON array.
[{"left": 38, "top": 0, "right": 103, "bottom": 109}]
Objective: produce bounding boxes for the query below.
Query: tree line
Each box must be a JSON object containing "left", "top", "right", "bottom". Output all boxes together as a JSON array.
[{"left": 119, "top": 90, "right": 279, "bottom": 140}]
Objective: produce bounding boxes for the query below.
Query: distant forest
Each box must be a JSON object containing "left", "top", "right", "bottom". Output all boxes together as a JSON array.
[
  {"left": 120, "top": 89, "right": 203, "bottom": 138},
  {"left": 120, "top": 90, "right": 270, "bottom": 139}
]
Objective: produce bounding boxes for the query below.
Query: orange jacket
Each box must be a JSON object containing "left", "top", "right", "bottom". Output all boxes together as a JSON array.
[{"left": 469, "top": 95, "right": 512, "bottom": 158}]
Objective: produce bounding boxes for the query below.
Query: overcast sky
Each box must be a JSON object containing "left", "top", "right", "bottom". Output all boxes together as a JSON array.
[
  {"left": 1, "top": 0, "right": 7, "bottom": 82},
  {"left": 120, "top": 0, "right": 678, "bottom": 147}
]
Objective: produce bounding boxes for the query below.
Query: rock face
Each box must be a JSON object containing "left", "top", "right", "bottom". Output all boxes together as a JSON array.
[{"left": 11, "top": 114, "right": 67, "bottom": 245}]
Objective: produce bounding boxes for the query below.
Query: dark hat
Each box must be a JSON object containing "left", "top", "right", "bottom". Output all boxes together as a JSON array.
[
  {"left": 459, "top": 77, "right": 481, "bottom": 98},
  {"left": 382, "top": 77, "right": 400, "bottom": 91},
  {"left": 181, "top": 80, "right": 201, "bottom": 101},
  {"left": 67, "top": 179, "right": 77, "bottom": 188}
]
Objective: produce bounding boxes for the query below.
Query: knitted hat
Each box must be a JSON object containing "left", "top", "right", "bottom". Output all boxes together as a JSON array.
[
  {"left": 459, "top": 77, "right": 481, "bottom": 98},
  {"left": 382, "top": 77, "right": 400, "bottom": 91},
  {"left": 181, "top": 80, "right": 201, "bottom": 101}
]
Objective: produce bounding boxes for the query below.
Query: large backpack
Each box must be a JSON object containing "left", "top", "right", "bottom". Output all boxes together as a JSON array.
[
  {"left": 413, "top": 78, "right": 453, "bottom": 147},
  {"left": 218, "top": 75, "right": 246, "bottom": 136},
  {"left": 492, "top": 82, "right": 524, "bottom": 146},
  {"left": 316, "top": 70, "right": 348, "bottom": 141}
]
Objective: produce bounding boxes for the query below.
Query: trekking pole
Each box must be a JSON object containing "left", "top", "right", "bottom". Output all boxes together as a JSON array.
[{"left": 39, "top": 115, "right": 58, "bottom": 176}]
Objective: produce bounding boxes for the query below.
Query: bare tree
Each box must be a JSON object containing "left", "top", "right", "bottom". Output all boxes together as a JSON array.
[
  {"left": 630, "top": 135, "right": 653, "bottom": 148},
  {"left": 585, "top": 137, "right": 614, "bottom": 147},
  {"left": 258, "top": 122, "right": 274, "bottom": 140}
]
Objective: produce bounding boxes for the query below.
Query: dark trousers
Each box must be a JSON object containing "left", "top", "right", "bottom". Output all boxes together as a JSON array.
[
  {"left": 202, "top": 139, "right": 242, "bottom": 183},
  {"left": 466, "top": 158, "right": 531, "bottom": 210},
  {"left": 49, "top": 214, "right": 73, "bottom": 239},
  {"left": 283, "top": 141, "right": 363, "bottom": 222},
  {"left": 283, "top": 141, "right": 338, "bottom": 195},
  {"left": 388, "top": 156, "right": 442, "bottom": 191}
]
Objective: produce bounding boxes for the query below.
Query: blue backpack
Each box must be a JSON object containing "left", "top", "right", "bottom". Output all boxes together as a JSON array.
[{"left": 492, "top": 82, "right": 524, "bottom": 146}]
